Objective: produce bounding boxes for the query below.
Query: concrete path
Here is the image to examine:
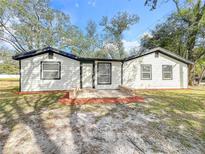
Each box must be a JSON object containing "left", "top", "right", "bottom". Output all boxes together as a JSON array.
[{"left": 76, "top": 89, "right": 132, "bottom": 98}]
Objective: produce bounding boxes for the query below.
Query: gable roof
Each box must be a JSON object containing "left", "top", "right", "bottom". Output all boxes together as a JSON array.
[
  {"left": 12, "top": 46, "right": 122, "bottom": 62},
  {"left": 13, "top": 46, "right": 193, "bottom": 64},
  {"left": 124, "top": 47, "right": 193, "bottom": 65},
  {"left": 12, "top": 47, "right": 79, "bottom": 61}
]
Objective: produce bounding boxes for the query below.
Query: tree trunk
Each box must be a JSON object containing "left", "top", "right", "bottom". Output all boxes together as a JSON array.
[
  {"left": 188, "top": 64, "right": 195, "bottom": 86},
  {"left": 198, "top": 68, "right": 205, "bottom": 84}
]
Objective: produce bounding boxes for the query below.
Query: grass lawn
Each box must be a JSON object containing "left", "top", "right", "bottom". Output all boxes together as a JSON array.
[
  {"left": 135, "top": 88, "right": 205, "bottom": 142},
  {"left": 0, "top": 79, "right": 65, "bottom": 117},
  {"left": 0, "top": 79, "right": 205, "bottom": 153}
]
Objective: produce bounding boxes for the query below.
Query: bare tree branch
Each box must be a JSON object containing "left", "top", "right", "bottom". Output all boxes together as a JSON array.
[
  {"left": 172, "top": 0, "right": 191, "bottom": 24},
  {"left": 1, "top": 24, "right": 26, "bottom": 52},
  {"left": 0, "top": 38, "right": 22, "bottom": 53}
]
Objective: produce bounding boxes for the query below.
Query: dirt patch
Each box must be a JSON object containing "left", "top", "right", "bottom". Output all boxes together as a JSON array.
[{"left": 1, "top": 103, "right": 204, "bottom": 154}]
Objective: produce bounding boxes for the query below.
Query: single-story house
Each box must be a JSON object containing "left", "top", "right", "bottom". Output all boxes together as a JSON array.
[{"left": 13, "top": 47, "right": 193, "bottom": 92}]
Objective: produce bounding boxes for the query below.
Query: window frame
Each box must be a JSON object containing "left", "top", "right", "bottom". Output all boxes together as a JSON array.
[
  {"left": 41, "top": 61, "right": 61, "bottom": 80},
  {"left": 141, "top": 64, "right": 152, "bottom": 80},
  {"left": 162, "top": 65, "right": 173, "bottom": 80},
  {"left": 97, "top": 62, "right": 112, "bottom": 85}
]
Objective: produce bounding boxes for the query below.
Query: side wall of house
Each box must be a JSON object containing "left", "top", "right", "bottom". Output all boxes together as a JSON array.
[
  {"left": 21, "top": 53, "right": 80, "bottom": 91},
  {"left": 95, "top": 61, "right": 122, "bottom": 89},
  {"left": 123, "top": 52, "right": 188, "bottom": 89}
]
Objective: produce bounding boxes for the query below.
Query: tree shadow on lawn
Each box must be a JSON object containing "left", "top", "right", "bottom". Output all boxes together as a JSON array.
[
  {"left": 140, "top": 90, "right": 205, "bottom": 112},
  {"left": 67, "top": 99, "right": 123, "bottom": 153},
  {"left": 0, "top": 88, "right": 63, "bottom": 154},
  {"left": 139, "top": 91, "right": 205, "bottom": 143},
  {"left": 67, "top": 99, "right": 147, "bottom": 153},
  {"left": 69, "top": 99, "right": 94, "bottom": 153}
]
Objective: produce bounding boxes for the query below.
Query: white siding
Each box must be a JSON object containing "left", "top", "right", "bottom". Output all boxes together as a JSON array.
[
  {"left": 21, "top": 53, "right": 80, "bottom": 91},
  {"left": 95, "top": 61, "right": 122, "bottom": 89},
  {"left": 20, "top": 51, "right": 189, "bottom": 91},
  {"left": 82, "top": 63, "right": 93, "bottom": 88},
  {"left": 123, "top": 52, "right": 188, "bottom": 89}
]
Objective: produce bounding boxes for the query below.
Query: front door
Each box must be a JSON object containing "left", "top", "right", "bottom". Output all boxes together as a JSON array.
[{"left": 82, "top": 63, "right": 93, "bottom": 88}]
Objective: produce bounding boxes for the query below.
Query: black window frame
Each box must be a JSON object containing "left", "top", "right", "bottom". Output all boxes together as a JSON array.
[
  {"left": 41, "top": 61, "right": 61, "bottom": 80},
  {"left": 97, "top": 62, "right": 112, "bottom": 85},
  {"left": 162, "top": 65, "right": 173, "bottom": 80},
  {"left": 141, "top": 64, "right": 152, "bottom": 80}
]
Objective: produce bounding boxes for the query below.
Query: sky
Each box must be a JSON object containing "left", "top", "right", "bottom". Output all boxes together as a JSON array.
[
  {"left": 50, "top": 0, "right": 176, "bottom": 50},
  {"left": 0, "top": 0, "right": 176, "bottom": 51}
]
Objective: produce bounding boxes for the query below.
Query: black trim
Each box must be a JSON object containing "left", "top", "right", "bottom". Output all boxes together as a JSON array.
[
  {"left": 13, "top": 46, "right": 193, "bottom": 65},
  {"left": 141, "top": 64, "right": 152, "bottom": 80},
  {"left": 79, "top": 57, "right": 122, "bottom": 62},
  {"left": 19, "top": 60, "right": 21, "bottom": 92},
  {"left": 13, "top": 47, "right": 79, "bottom": 61},
  {"left": 124, "top": 49, "right": 193, "bottom": 65},
  {"left": 121, "top": 62, "right": 123, "bottom": 85},
  {"left": 80, "top": 62, "right": 82, "bottom": 88},
  {"left": 13, "top": 47, "right": 122, "bottom": 62},
  {"left": 97, "top": 62, "right": 112, "bottom": 85},
  {"left": 125, "top": 51, "right": 160, "bottom": 62},
  {"left": 40, "top": 61, "right": 61, "bottom": 80},
  {"left": 93, "top": 62, "right": 95, "bottom": 88},
  {"left": 162, "top": 65, "right": 173, "bottom": 80}
]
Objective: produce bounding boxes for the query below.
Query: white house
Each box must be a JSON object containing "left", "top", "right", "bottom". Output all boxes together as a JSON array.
[{"left": 13, "top": 47, "right": 193, "bottom": 92}]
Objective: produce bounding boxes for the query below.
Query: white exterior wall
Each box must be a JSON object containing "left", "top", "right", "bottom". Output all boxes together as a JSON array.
[
  {"left": 21, "top": 53, "right": 80, "bottom": 91},
  {"left": 95, "top": 61, "right": 122, "bottom": 89},
  {"left": 82, "top": 63, "right": 93, "bottom": 88},
  {"left": 123, "top": 52, "right": 188, "bottom": 89}
]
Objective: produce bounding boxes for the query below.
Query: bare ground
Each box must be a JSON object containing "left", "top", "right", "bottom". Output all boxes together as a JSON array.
[{"left": 1, "top": 103, "right": 204, "bottom": 154}]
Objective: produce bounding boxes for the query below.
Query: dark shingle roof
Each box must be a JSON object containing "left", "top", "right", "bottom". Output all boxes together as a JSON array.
[
  {"left": 124, "top": 47, "right": 193, "bottom": 64},
  {"left": 13, "top": 46, "right": 193, "bottom": 64},
  {"left": 12, "top": 47, "right": 79, "bottom": 60}
]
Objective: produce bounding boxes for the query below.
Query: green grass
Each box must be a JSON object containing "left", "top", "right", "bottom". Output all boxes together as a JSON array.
[
  {"left": 1, "top": 80, "right": 205, "bottom": 142},
  {"left": 0, "top": 80, "right": 65, "bottom": 129},
  {"left": 135, "top": 88, "right": 205, "bottom": 141}
]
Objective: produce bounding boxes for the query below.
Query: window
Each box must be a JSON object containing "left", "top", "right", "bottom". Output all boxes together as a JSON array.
[
  {"left": 141, "top": 64, "right": 152, "bottom": 80},
  {"left": 97, "top": 63, "right": 111, "bottom": 85},
  {"left": 155, "top": 51, "right": 159, "bottom": 58},
  {"left": 41, "top": 61, "right": 61, "bottom": 80},
  {"left": 162, "top": 65, "right": 172, "bottom": 80},
  {"left": 48, "top": 52, "right": 53, "bottom": 59}
]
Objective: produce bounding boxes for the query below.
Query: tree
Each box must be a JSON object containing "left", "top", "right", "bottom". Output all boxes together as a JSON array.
[
  {"left": 86, "top": 20, "right": 97, "bottom": 39},
  {"left": 0, "top": 0, "right": 77, "bottom": 53},
  {"left": 195, "top": 55, "right": 205, "bottom": 84},
  {"left": 100, "top": 11, "right": 139, "bottom": 58},
  {"left": 145, "top": 0, "right": 158, "bottom": 10},
  {"left": 141, "top": 14, "right": 187, "bottom": 57},
  {"left": 143, "top": 0, "right": 205, "bottom": 85},
  {"left": 84, "top": 20, "right": 102, "bottom": 57},
  {"left": 0, "top": 47, "right": 18, "bottom": 74}
]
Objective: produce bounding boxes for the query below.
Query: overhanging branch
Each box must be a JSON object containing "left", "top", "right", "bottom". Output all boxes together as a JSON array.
[
  {"left": 1, "top": 24, "right": 26, "bottom": 52},
  {"left": 0, "top": 37, "right": 23, "bottom": 53}
]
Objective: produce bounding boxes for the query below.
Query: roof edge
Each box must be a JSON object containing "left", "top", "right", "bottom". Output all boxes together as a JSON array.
[
  {"left": 12, "top": 47, "right": 79, "bottom": 61},
  {"left": 13, "top": 46, "right": 194, "bottom": 65},
  {"left": 124, "top": 47, "right": 194, "bottom": 65}
]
